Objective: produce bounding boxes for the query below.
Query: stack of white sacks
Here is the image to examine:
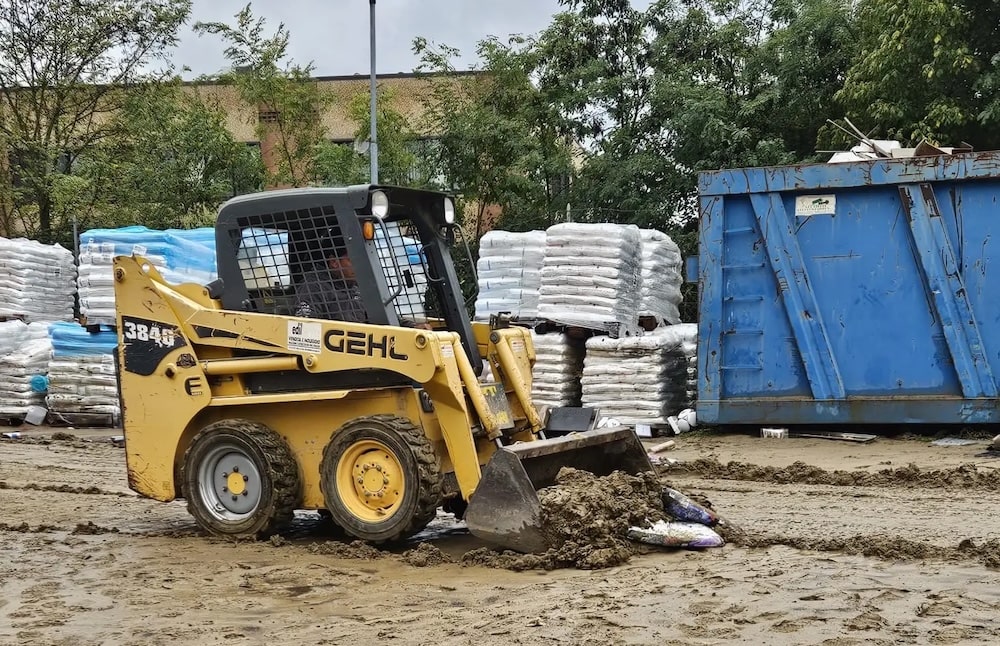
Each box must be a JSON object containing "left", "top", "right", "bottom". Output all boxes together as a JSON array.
[
  {"left": 0, "top": 321, "right": 52, "bottom": 417},
  {"left": 474, "top": 230, "right": 546, "bottom": 321},
  {"left": 639, "top": 229, "right": 684, "bottom": 325},
  {"left": 78, "top": 226, "right": 216, "bottom": 325},
  {"left": 538, "top": 223, "right": 643, "bottom": 335},
  {"left": 675, "top": 323, "right": 698, "bottom": 407},
  {"left": 46, "top": 322, "right": 120, "bottom": 419},
  {"left": 0, "top": 237, "right": 76, "bottom": 322},
  {"left": 581, "top": 325, "right": 696, "bottom": 426},
  {"left": 529, "top": 331, "right": 585, "bottom": 409}
]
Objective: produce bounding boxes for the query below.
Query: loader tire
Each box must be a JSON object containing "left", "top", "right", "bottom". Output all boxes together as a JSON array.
[
  {"left": 320, "top": 415, "right": 442, "bottom": 543},
  {"left": 182, "top": 419, "right": 300, "bottom": 539}
]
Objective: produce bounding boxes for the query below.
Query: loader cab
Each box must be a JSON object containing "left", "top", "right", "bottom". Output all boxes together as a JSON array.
[{"left": 215, "top": 185, "right": 482, "bottom": 376}]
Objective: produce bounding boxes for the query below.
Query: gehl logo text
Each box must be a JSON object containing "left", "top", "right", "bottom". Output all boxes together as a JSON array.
[{"left": 325, "top": 330, "right": 408, "bottom": 360}]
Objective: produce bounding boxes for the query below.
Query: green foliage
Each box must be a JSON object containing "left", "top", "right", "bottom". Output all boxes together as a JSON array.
[
  {"left": 313, "top": 88, "right": 420, "bottom": 187},
  {"left": 838, "top": 0, "right": 1000, "bottom": 148},
  {"left": 71, "top": 83, "right": 263, "bottom": 232},
  {"left": 194, "top": 3, "right": 330, "bottom": 187},
  {"left": 414, "top": 36, "right": 575, "bottom": 238},
  {"left": 0, "top": 0, "right": 192, "bottom": 241}
]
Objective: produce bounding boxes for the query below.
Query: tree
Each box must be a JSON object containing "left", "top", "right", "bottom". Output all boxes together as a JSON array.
[
  {"left": 313, "top": 87, "right": 421, "bottom": 188},
  {"left": 837, "top": 0, "right": 1000, "bottom": 148},
  {"left": 0, "top": 0, "right": 192, "bottom": 240},
  {"left": 415, "top": 37, "right": 575, "bottom": 237},
  {"left": 194, "top": 4, "right": 330, "bottom": 188},
  {"left": 66, "top": 83, "right": 263, "bottom": 233}
]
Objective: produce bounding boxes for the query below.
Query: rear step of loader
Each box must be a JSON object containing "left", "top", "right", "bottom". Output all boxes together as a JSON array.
[{"left": 464, "top": 427, "right": 652, "bottom": 553}]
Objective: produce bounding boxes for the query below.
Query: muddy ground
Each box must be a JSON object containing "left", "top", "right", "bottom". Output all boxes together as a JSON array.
[{"left": 3, "top": 428, "right": 1000, "bottom": 645}]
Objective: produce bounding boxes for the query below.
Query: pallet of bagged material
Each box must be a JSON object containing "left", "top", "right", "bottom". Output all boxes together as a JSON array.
[
  {"left": 46, "top": 410, "right": 120, "bottom": 428},
  {"left": 533, "top": 318, "right": 636, "bottom": 339}
]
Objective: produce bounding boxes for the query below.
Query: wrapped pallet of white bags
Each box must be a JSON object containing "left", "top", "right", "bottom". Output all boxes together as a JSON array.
[
  {"left": 46, "top": 322, "right": 120, "bottom": 418},
  {"left": 538, "top": 223, "right": 642, "bottom": 335},
  {"left": 78, "top": 226, "right": 216, "bottom": 325},
  {"left": 530, "top": 331, "right": 584, "bottom": 409},
  {"left": 581, "top": 325, "right": 694, "bottom": 426},
  {"left": 673, "top": 323, "right": 699, "bottom": 407},
  {"left": 0, "top": 237, "right": 76, "bottom": 322},
  {"left": 0, "top": 324, "right": 52, "bottom": 417},
  {"left": 474, "top": 230, "right": 546, "bottom": 321},
  {"left": 639, "top": 229, "right": 683, "bottom": 325},
  {"left": 0, "top": 319, "right": 28, "bottom": 357}
]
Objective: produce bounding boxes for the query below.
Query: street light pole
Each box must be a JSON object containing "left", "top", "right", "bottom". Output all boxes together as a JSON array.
[{"left": 369, "top": 0, "right": 379, "bottom": 184}]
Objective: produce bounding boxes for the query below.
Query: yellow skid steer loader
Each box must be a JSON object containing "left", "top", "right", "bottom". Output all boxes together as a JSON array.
[{"left": 112, "top": 186, "right": 650, "bottom": 553}]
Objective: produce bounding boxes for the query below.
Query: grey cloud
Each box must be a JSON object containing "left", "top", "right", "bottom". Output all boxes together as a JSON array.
[{"left": 171, "top": 0, "right": 565, "bottom": 77}]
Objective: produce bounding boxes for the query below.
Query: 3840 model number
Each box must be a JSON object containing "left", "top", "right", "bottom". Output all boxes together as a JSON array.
[{"left": 123, "top": 320, "right": 177, "bottom": 348}]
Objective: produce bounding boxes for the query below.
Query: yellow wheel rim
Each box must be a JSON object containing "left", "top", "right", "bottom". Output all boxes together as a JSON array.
[{"left": 336, "top": 439, "right": 405, "bottom": 522}]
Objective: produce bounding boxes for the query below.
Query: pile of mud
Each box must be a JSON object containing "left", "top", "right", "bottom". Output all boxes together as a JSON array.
[
  {"left": 725, "top": 531, "right": 1000, "bottom": 570},
  {"left": 680, "top": 458, "right": 1000, "bottom": 490},
  {"left": 462, "top": 468, "right": 669, "bottom": 570}
]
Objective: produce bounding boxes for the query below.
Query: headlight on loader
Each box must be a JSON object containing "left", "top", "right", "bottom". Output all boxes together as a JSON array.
[{"left": 443, "top": 197, "right": 456, "bottom": 225}]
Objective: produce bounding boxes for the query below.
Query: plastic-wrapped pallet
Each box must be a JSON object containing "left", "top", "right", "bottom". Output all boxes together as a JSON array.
[
  {"left": 474, "top": 230, "right": 546, "bottom": 321},
  {"left": 78, "top": 226, "right": 216, "bottom": 325},
  {"left": 46, "top": 322, "right": 120, "bottom": 418},
  {"left": 0, "top": 236, "right": 76, "bottom": 322},
  {"left": 581, "top": 325, "right": 694, "bottom": 426},
  {"left": 538, "top": 223, "right": 642, "bottom": 335},
  {"left": 0, "top": 322, "right": 52, "bottom": 417},
  {"left": 0, "top": 319, "right": 28, "bottom": 357},
  {"left": 530, "top": 331, "right": 584, "bottom": 409},
  {"left": 672, "top": 323, "right": 699, "bottom": 407},
  {"left": 639, "top": 229, "right": 683, "bottom": 325}
]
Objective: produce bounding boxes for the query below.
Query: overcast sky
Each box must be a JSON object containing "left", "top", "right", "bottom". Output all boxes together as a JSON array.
[{"left": 170, "top": 0, "right": 570, "bottom": 78}]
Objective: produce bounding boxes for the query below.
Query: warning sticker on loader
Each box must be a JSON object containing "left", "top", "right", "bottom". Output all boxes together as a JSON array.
[
  {"left": 287, "top": 320, "right": 322, "bottom": 353},
  {"left": 795, "top": 195, "right": 836, "bottom": 217}
]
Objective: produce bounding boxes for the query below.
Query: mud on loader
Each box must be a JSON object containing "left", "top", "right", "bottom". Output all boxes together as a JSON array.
[{"left": 112, "top": 185, "right": 650, "bottom": 553}]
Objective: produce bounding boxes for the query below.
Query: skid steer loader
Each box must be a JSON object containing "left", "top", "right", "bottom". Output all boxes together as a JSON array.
[{"left": 112, "top": 185, "right": 650, "bottom": 553}]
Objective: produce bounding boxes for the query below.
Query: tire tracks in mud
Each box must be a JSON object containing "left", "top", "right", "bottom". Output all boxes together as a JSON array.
[
  {"left": 718, "top": 526, "right": 1000, "bottom": 570},
  {"left": 0, "top": 481, "right": 134, "bottom": 498},
  {"left": 671, "top": 458, "right": 1000, "bottom": 490}
]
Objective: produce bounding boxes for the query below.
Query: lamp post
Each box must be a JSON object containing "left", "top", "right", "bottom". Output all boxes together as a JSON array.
[{"left": 369, "top": 0, "right": 379, "bottom": 184}]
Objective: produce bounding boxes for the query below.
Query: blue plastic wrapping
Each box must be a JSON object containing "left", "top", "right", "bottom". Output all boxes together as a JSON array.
[{"left": 49, "top": 321, "right": 117, "bottom": 357}]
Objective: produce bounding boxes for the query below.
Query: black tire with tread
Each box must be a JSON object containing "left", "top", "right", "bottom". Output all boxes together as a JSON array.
[
  {"left": 320, "top": 415, "right": 442, "bottom": 543},
  {"left": 182, "top": 419, "right": 301, "bottom": 539}
]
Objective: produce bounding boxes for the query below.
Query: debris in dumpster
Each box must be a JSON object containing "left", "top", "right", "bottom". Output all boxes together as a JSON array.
[
  {"left": 992, "top": 435, "right": 1000, "bottom": 452},
  {"left": 662, "top": 487, "right": 718, "bottom": 526},
  {"left": 1, "top": 432, "right": 22, "bottom": 439},
  {"left": 790, "top": 431, "right": 877, "bottom": 443},
  {"left": 627, "top": 520, "right": 724, "bottom": 549}
]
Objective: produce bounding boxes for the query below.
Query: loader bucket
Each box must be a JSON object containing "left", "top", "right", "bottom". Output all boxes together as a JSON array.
[{"left": 464, "top": 427, "right": 653, "bottom": 553}]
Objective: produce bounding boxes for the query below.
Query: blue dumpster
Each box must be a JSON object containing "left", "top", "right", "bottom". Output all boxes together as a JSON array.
[{"left": 696, "top": 152, "right": 1000, "bottom": 425}]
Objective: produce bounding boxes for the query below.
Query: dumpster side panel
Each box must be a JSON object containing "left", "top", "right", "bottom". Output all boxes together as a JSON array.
[{"left": 697, "top": 154, "right": 1000, "bottom": 425}]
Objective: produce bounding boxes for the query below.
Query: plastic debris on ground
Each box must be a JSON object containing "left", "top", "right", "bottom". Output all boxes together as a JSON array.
[
  {"left": 627, "top": 486, "right": 724, "bottom": 549},
  {"left": 46, "top": 322, "right": 120, "bottom": 419},
  {"left": 538, "top": 223, "right": 642, "bottom": 334},
  {"left": 581, "top": 324, "right": 697, "bottom": 426},
  {"left": 474, "top": 230, "right": 545, "bottom": 322},
  {"left": 638, "top": 229, "right": 683, "bottom": 325},
  {"left": 0, "top": 237, "right": 76, "bottom": 323},
  {"left": 78, "top": 226, "right": 216, "bottom": 326},
  {"left": 530, "top": 331, "right": 584, "bottom": 409},
  {"left": 627, "top": 520, "right": 724, "bottom": 549}
]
